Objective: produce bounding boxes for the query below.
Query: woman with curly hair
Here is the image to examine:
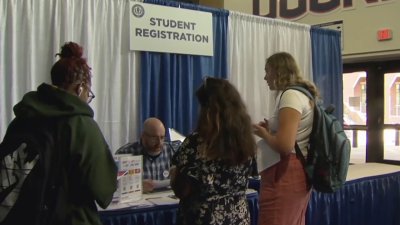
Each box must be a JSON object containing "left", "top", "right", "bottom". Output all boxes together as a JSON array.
[
  {"left": 0, "top": 42, "right": 117, "bottom": 225},
  {"left": 170, "top": 77, "right": 257, "bottom": 225}
]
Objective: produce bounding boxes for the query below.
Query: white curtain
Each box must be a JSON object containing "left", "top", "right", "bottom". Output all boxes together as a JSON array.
[
  {"left": 227, "top": 11, "right": 312, "bottom": 124},
  {"left": 0, "top": 0, "right": 140, "bottom": 152}
]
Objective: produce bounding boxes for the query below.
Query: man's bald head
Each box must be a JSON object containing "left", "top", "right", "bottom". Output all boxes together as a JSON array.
[
  {"left": 141, "top": 117, "right": 166, "bottom": 155},
  {"left": 143, "top": 118, "right": 165, "bottom": 134}
]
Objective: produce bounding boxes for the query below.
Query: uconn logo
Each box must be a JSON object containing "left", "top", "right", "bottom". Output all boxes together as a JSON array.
[
  {"left": 252, "top": 0, "right": 394, "bottom": 20},
  {"left": 132, "top": 4, "right": 145, "bottom": 18}
]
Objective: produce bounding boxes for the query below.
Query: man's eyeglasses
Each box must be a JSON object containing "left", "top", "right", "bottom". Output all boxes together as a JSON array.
[{"left": 144, "top": 132, "right": 165, "bottom": 142}]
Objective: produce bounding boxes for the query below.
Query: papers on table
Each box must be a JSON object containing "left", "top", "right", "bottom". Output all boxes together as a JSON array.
[
  {"left": 245, "top": 188, "right": 257, "bottom": 195},
  {"left": 256, "top": 139, "right": 280, "bottom": 172},
  {"left": 100, "top": 190, "right": 179, "bottom": 211},
  {"left": 102, "top": 188, "right": 258, "bottom": 211},
  {"left": 153, "top": 179, "right": 171, "bottom": 189},
  {"left": 99, "top": 198, "right": 154, "bottom": 211},
  {"left": 169, "top": 128, "right": 186, "bottom": 142},
  {"left": 144, "top": 190, "right": 179, "bottom": 205}
]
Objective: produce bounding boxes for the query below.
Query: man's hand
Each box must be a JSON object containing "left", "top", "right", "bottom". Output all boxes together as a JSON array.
[{"left": 143, "top": 179, "right": 155, "bottom": 193}]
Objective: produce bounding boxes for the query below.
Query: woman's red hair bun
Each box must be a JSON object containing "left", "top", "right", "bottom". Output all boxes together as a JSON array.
[{"left": 57, "top": 42, "right": 83, "bottom": 58}]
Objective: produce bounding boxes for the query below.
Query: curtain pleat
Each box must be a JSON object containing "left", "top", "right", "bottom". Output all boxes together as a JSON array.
[
  {"left": 310, "top": 27, "right": 343, "bottom": 123},
  {"left": 227, "top": 11, "right": 313, "bottom": 124}
]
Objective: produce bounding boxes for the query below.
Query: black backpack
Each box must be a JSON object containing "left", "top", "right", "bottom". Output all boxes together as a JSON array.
[
  {"left": 284, "top": 86, "right": 351, "bottom": 193},
  {"left": 0, "top": 118, "right": 66, "bottom": 225}
]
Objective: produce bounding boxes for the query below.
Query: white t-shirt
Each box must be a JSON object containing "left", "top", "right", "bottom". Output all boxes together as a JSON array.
[{"left": 268, "top": 89, "right": 313, "bottom": 156}]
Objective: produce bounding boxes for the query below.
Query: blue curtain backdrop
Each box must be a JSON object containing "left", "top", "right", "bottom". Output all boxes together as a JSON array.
[
  {"left": 141, "top": 0, "right": 228, "bottom": 136},
  {"left": 310, "top": 27, "right": 343, "bottom": 123}
]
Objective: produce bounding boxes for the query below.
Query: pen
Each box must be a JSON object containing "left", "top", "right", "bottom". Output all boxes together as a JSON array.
[
  {"left": 263, "top": 118, "right": 270, "bottom": 132},
  {"left": 145, "top": 197, "right": 162, "bottom": 200}
]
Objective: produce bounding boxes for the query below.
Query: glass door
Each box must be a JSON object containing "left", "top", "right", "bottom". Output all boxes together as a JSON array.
[
  {"left": 383, "top": 72, "right": 400, "bottom": 162},
  {"left": 344, "top": 60, "right": 400, "bottom": 165},
  {"left": 343, "top": 71, "right": 367, "bottom": 164}
]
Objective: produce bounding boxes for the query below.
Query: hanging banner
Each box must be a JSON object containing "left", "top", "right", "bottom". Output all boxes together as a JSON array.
[{"left": 129, "top": 1, "right": 213, "bottom": 56}]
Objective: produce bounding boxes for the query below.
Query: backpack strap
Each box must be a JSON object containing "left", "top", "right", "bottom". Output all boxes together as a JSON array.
[
  {"left": 284, "top": 85, "right": 314, "bottom": 101},
  {"left": 0, "top": 177, "right": 19, "bottom": 203},
  {"left": 281, "top": 86, "right": 314, "bottom": 166}
]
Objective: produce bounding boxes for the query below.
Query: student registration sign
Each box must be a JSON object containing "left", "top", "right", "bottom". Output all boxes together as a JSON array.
[{"left": 129, "top": 1, "right": 213, "bottom": 56}]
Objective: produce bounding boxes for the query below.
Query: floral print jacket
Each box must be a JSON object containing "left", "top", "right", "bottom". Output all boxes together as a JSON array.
[{"left": 171, "top": 132, "right": 253, "bottom": 225}]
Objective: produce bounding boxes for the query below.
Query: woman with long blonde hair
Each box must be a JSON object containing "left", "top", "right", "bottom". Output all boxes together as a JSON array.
[{"left": 254, "top": 52, "right": 319, "bottom": 225}]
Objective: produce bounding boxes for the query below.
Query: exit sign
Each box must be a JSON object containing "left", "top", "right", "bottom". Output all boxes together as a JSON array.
[{"left": 377, "top": 29, "right": 392, "bottom": 41}]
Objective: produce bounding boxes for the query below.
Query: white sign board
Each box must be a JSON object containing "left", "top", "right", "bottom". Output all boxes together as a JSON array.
[
  {"left": 113, "top": 155, "right": 143, "bottom": 203},
  {"left": 129, "top": 1, "right": 214, "bottom": 56}
]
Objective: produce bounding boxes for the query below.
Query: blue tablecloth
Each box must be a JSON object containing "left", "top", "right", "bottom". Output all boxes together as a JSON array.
[
  {"left": 99, "top": 190, "right": 259, "bottom": 225},
  {"left": 307, "top": 171, "right": 400, "bottom": 225},
  {"left": 248, "top": 168, "right": 400, "bottom": 225}
]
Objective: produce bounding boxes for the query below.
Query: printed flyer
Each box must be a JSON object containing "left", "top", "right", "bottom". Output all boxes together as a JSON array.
[{"left": 113, "top": 154, "right": 143, "bottom": 203}]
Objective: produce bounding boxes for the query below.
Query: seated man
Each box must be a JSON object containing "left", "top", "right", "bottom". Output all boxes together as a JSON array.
[{"left": 115, "top": 117, "right": 181, "bottom": 193}]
